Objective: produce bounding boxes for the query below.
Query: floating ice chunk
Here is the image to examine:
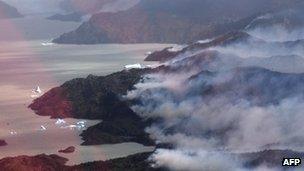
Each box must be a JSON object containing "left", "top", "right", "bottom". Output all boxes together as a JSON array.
[
  {"left": 77, "top": 125, "right": 85, "bottom": 130},
  {"left": 124, "top": 63, "right": 144, "bottom": 69},
  {"left": 41, "top": 42, "right": 54, "bottom": 46},
  {"left": 60, "top": 121, "right": 86, "bottom": 130},
  {"left": 61, "top": 125, "right": 84, "bottom": 130},
  {"left": 145, "top": 51, "right": 152, "bottom": 55},
  {"left": 31, "top": 86, "right": 43, "bottom": 99},
  {"left": 32, "top": 86, "right": 42, "bottom": 94},
  {"left": 10, "top": 131, "right": 17, "bottom": 135},
  {"left": 55, "top": 119, "right": 66, "bottom": 125},
  {"left": 40, "top": 125, "right": 46, "bottom": 131},
  {"left": 76, "top": 121, "right": 86, "bottom": 130}
]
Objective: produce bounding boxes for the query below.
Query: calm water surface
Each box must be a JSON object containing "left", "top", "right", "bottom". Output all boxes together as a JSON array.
[{"left": 0, "top": 16, "right": 169, "bottom": 165}]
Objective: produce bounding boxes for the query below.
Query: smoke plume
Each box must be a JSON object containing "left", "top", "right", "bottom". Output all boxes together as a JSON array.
[{"left": 126, "top": 7, "right": 304, "bottom": 170}]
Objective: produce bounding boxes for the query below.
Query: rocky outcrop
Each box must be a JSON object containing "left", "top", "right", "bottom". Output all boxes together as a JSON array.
[
  {"left": 68, "top": 152, "right": 163, "bottom": 171},
  {"left": 29, "top": 87, "right": 73, "bottom": 119},
  {"left": 0, "top": 140, "right": 7, "bottom": 146},
  {"left": 0, "top": 154, "right": 68, "bottom": 171},
  {"left": 0, "top": 1, "right": 23, "bottom": 19},
  {"left": 58, "top": 146, "right": 75, "bottom": 154},
  {"left": 29, "top": 69, "right": 154, "bottom": 146},
  {"left": 30, "top": 69, "right": 150, "bottom": 119},
  {"left": 0, "top": 152, "right": 163, "bottom": 171},
  {"left": 144, "top": 47, "right": 180, "bottom": 62}
]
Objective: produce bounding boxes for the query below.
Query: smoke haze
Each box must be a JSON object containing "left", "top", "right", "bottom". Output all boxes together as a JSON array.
[{"left": 126, "top": 7, "right": 304, "bottom": 170}]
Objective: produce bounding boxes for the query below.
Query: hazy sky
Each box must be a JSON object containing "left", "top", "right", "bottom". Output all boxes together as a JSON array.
[
  {"left": 2, "top": 0, "right": 141, "bottom": 15},
  {"left": 2, "top": 0, "right": 63, "bottom": 15}
]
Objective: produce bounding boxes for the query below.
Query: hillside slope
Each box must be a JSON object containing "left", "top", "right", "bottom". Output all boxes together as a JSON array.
[
  {"left": 53, "top": 0, "right": 302, "bottom": 44},
  {"left": 0, "top": 1, "right": 22, "bottom": 19}
]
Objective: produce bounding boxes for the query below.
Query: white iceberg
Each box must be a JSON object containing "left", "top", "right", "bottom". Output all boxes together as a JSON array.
[
  {"left": 32, "top": 86, "right": 42, "bottom": 94},
  {"left": 145, "top": 51, "right": 152, "bottom": 55},
  {"left": 55, "top": 119, "right": 66, "bottom": 125},
  {"left": 41, "top": 42, "right": 54, "bottom": 46},
  {"left": 76, "top": 121, "right": 85, "bottom": 125},
  {"left": 40, "top": 125, "right": 46, "bottom": 131},
  {"left": 76, "top": 121, "right": 86, "bottom": 129},
  {"left": 31, "top": 86, "right": 42, "bottom": 98},
  {"left": 10, "top": 131, "right": 17, "bottom": 135}
]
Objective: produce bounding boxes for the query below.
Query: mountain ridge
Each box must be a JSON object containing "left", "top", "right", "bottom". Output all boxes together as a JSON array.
[
  {"left": 52, "top": 0, "right": 303, "bottom": 44},
  {"left": 0, "top": 0, "right": 22, "bottom": 19}
]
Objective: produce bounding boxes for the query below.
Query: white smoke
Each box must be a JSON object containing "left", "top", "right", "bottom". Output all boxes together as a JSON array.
[
  {"left": 129, "top": 72, "right": 304, "bottom": 151},
  {"left": 127, "top": 66, "right": 304, "bottom": 169},
  {"left": 151, "top": 149, "right": 243, "bottom": 171},
  {"left": 247, "top": 25, "right": 304, "bottom": 42},
  {"left": 125, "top": 8, "right": 304, "bottom": 171},
  {"left": 245, "top": 8, "right": 304, "bottom": 42},
  {"left": 212, "top": 37, "right": 304, "bottom": 59}
]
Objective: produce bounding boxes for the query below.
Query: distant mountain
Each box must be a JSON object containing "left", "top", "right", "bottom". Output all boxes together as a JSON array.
[
  {"left": 60, "top": 0, "right": 140, "bottom": 14},
  {"left": 0, "top": 1, "right": 22, "bottom": 19},
  {"left": 145, "top": 31, "right": 253, "bottom": 62},
  {"left": 53, "top": 0, "right": 303, "bottom": 44},
  {"left": 47, "top": 0, "right": 140, "bottom": 22},
  {"left": 47, "top": 12, "right": 83, "bottom": 22},
  {"left": 2, "top": 0, "right": 67, "bottom": 15},
  {"left": 46, "top": 0, "right": 111, "bottom": 22},
  {"left": 59, "top": 0, "right": 112, "bottom": 14}
]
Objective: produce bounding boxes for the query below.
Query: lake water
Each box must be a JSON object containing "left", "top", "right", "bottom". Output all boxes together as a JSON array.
[{"left": 0, "top": 16, "right": 169, "bottom": 165}]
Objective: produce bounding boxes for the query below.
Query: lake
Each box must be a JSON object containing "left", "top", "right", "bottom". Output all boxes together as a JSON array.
[{"left": 0, "top": 15, "right": 169, "bottom": 165}]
